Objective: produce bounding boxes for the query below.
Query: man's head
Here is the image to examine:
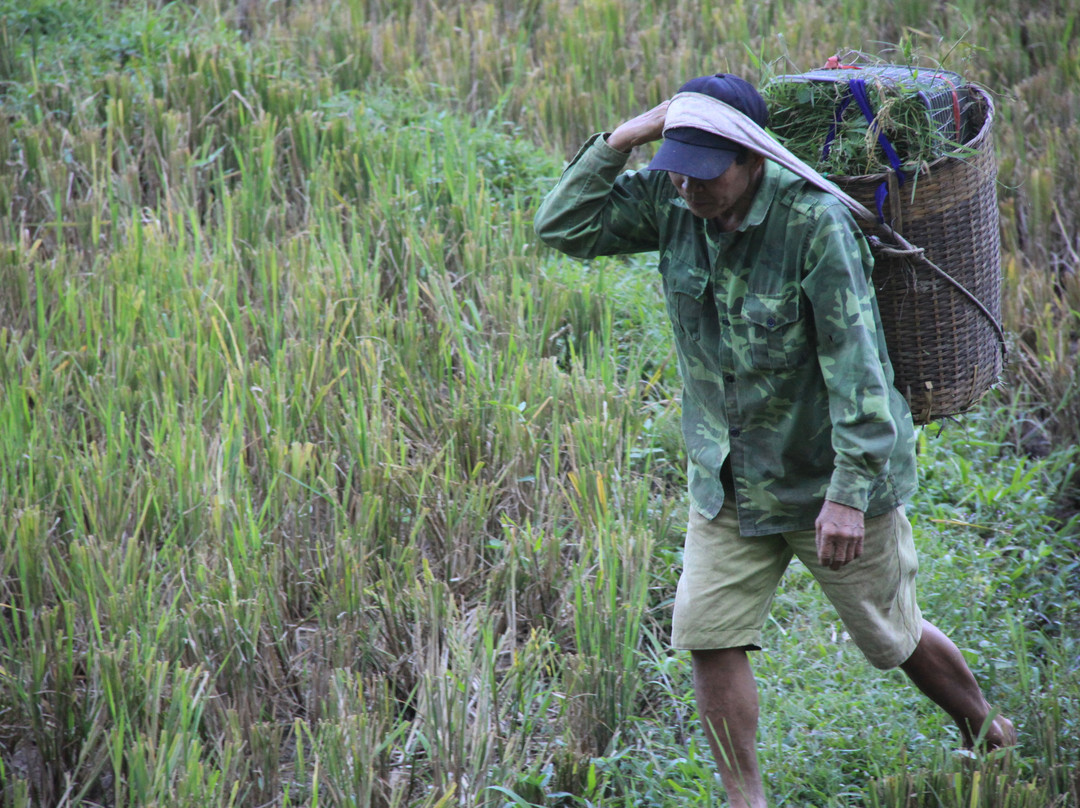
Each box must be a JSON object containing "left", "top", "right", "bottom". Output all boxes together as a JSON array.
[{"left": 647, "top": 73, "right": 769, "bottom": 181}]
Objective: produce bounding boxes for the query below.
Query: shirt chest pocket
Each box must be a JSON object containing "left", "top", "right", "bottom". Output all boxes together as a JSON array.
[
  {"left": 741, "top": 291, "right": 809, "bottom": 370},
  {"left": 660, "top": 254, "right": 711, "bottom": 342}
]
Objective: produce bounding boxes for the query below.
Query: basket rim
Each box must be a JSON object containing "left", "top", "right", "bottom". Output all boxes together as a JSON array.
[{"left": 770, "top": 64, "right": 969, "bottom": 91}]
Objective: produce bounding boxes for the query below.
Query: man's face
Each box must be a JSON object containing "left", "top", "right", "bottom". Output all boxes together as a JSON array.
[{"left": 667, "top": 154, "right": 764, "bottom": 225}]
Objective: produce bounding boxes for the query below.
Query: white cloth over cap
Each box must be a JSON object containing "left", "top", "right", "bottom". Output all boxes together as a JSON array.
[{"left": 664, "top": 91, "right": 876, "bottom": 223}]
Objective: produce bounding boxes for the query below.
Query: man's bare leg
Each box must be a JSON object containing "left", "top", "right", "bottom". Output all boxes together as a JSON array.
[
  {"left": 899, "top": 620, "right": 1017, "bottom": 749},
  {"left": 691, "top": 648, "right": 768, "bottom": 808}
]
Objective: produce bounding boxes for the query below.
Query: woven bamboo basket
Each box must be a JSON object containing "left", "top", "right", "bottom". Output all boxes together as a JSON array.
[{"left": 833, "top": 85, "right": 1005, "bottom": 424}]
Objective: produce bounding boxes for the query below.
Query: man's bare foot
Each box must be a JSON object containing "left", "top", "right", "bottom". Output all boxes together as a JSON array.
[
  {"left": 985, "top": 715, "right": 1018, "bottom": 750},
  {"left": 963, "top": 714, "right": 1017, "bottom": 752}
]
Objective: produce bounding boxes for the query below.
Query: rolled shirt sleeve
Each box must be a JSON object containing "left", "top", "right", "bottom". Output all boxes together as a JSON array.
[{"left": 534, "top": 134, "right": 663, "bottom": 258}]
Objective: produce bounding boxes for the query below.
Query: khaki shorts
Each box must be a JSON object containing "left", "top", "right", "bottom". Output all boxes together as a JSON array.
[{"left": 671, "top": 500, "right": 923, "bottom": 670}]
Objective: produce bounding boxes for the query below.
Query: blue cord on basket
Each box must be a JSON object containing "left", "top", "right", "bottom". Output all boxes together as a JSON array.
[{"left": 822, "top": 78, "right": 907, "bottom": 223}]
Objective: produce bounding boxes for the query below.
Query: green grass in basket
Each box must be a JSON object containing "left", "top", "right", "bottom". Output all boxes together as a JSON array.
[{"left": 762, "top": 77, "right": 963, "bottom": 177}]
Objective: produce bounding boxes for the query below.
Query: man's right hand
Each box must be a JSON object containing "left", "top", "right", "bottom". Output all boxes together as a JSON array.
[
  {"left": 607, "top": 100, "right": 670, "bottom": 153},
  {"left": 815, "top": 500, "right": 865, "bottom": 570}
]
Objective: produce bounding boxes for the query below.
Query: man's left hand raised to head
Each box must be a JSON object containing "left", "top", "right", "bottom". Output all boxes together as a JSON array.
[{"left": 607, "top": 100, "right": 671, "bottom": 153}]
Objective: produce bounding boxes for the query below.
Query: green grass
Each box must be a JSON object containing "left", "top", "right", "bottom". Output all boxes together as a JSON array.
[
  {"left": 1, "top": 0, "right": 1078, "bottom": 806},
  {"left": 761, "top": 65, "right": 978, "bottom": 177}
]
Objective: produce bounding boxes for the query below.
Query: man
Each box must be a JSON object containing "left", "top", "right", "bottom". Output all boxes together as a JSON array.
[{"left": 533, "top": 73, "right": 1015, "bottom": 807}]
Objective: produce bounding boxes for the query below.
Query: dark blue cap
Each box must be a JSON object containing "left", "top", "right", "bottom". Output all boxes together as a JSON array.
[{"left": 647, "top": 74, "right": 769, "bottom": 180}]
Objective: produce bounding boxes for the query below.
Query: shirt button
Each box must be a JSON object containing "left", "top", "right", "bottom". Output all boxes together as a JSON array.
[
  {"left": 766, "top": 317, "right": 776, "bottom": 328},
  {"left": 729, "top": 428, "right": 741, "bottom": 438},
  {"left": 724, "top": 375, "right": 735, "bottom": 384},
  {"left": 721, "top": 318, "right": 730, "bottom": 326}
]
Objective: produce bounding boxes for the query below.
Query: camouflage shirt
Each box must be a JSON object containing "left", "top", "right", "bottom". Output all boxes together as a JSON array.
[{"left": 534, "top": 134, "right": 917, "bottom": 536}]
